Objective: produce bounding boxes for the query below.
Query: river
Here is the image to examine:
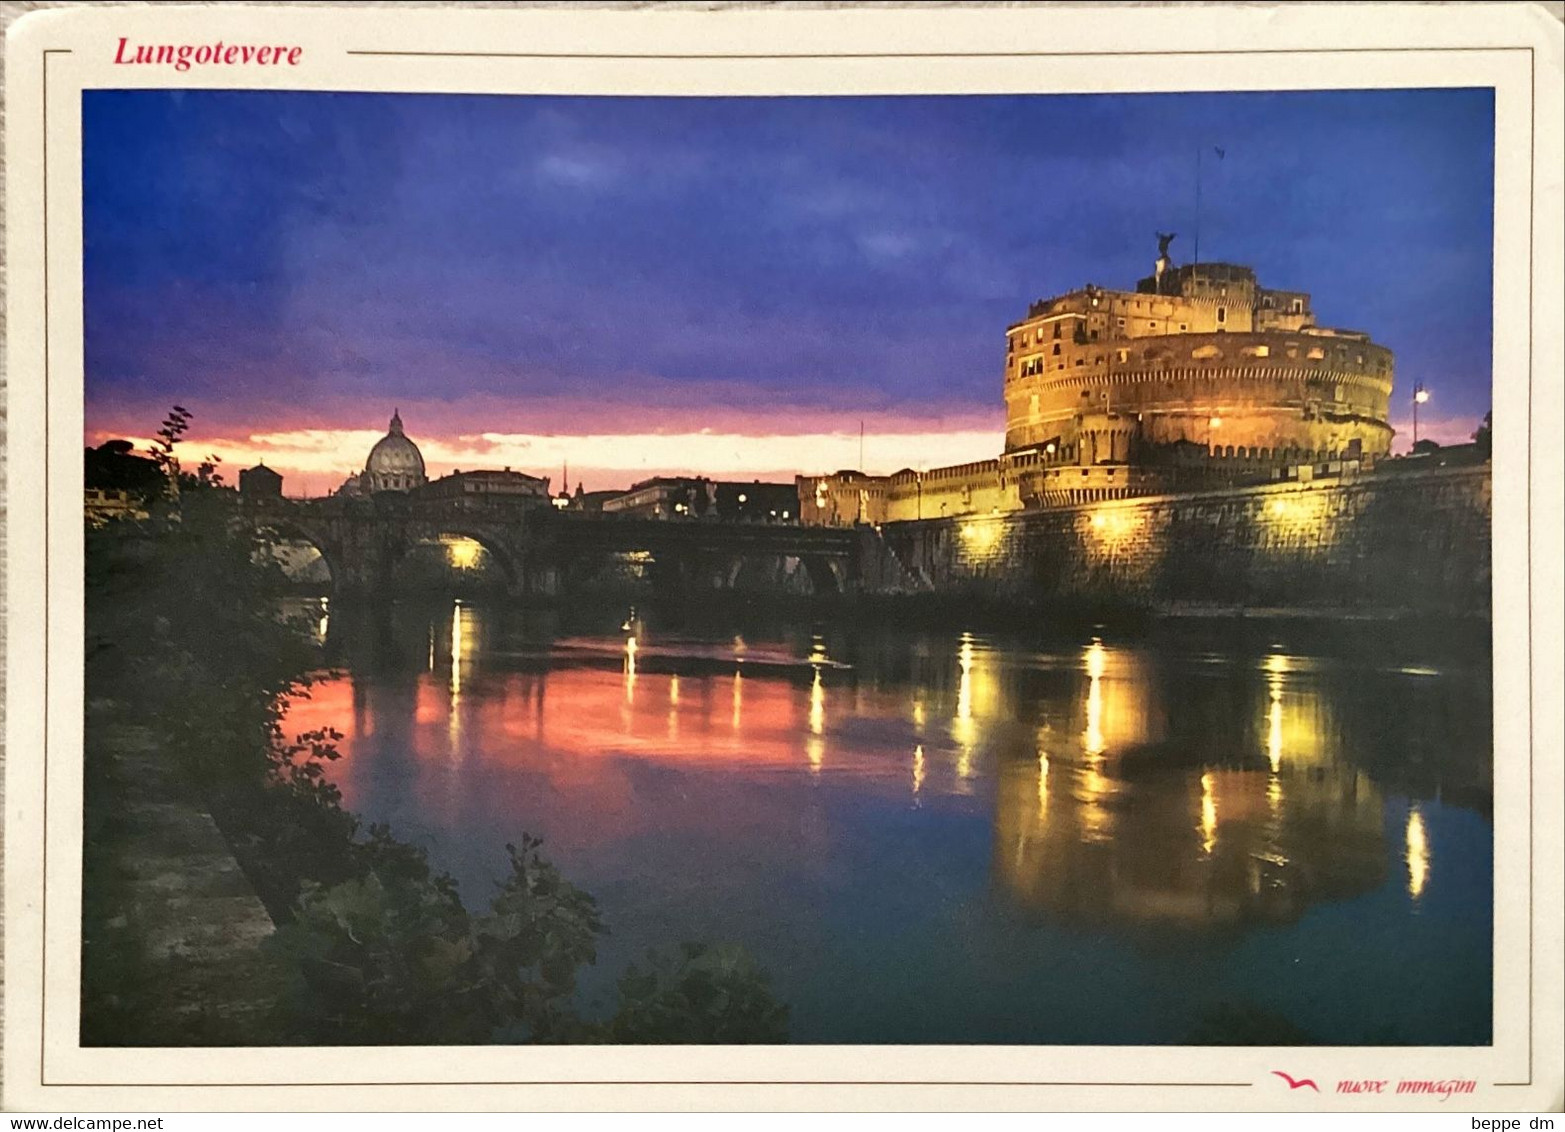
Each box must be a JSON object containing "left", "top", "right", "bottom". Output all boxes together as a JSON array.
[{"left": 282, "top": 598, "right": 1492, "bottom": 1045}]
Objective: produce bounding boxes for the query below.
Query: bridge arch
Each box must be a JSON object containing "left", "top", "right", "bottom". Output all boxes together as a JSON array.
[
  {"left": 247, "top": 515, "right": 343, "bottom": 591},
  {"left": 798, "top": 554, "right": 842, "bottom": 595},
  {"left": 395, "top": 523, "right": 524, "bottom": 595}
]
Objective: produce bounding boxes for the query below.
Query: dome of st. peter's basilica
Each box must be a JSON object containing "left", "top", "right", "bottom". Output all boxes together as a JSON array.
[{"left": 362, "top": 410, "right": 428, "bottom": 493}]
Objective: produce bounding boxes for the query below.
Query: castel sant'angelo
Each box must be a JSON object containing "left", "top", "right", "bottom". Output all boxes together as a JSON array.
[{"left": 801, "top": 236, "right": 1397, "bottom": 525}]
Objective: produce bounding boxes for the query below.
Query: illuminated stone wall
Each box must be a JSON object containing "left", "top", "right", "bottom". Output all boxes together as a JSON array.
[{"left": 878, "top": 465, "right": 1490, "bottom": 616}]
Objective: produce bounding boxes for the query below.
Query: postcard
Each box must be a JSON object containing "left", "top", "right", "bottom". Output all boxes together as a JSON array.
[{"left": 4, "top": 1, "right": 1561, "bottom": 1114}]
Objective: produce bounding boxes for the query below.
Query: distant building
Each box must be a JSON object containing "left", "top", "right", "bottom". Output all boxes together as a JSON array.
[
  {"left": 417, "top": 468, "right": 551, "bottom": 504},
  {"left": 84, "top": 487, "right": 148, "bottom": 525},
  {"left": 84, "top": 439, "right": 163, "bottom": 498},
  {"left": 564, "top": 486, "right": 626, "bottom": 515},
  {"left": 83, "top": 439, "right": 161, "bottom": 523},
  {"left": 238, "top": 463, "right": 284, "bottom": 498},
  {"left": 598, "top": 477, "right": 798, "bottom": 522},
  {"left": 602, "top": 477, "right": 716, "bottom": 520},
  {"left": 711, "top": 481, "right": 798, "bottom": 523}
]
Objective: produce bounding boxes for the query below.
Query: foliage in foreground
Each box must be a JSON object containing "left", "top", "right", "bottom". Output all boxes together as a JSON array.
[{"left": 84, "top": 411, "right": 789, "bottom": 1045}]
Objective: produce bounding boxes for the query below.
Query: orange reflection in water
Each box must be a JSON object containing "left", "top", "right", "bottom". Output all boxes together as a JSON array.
[{"left": 283, "top": 652, "right": 978, "bottom": 848}]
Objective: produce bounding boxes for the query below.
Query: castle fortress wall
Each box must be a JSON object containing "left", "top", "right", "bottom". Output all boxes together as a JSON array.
[
  {"left": 877, "top": 465, "right": 1490, "bottom": 617},
  {"left": 1006, "top": 326, "right": 1394, "bottom": 456}
]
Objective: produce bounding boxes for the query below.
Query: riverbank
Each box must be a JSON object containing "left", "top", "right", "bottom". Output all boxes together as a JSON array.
[{"left": 81, "top": 702, "right": 285, "bottom": 1045}]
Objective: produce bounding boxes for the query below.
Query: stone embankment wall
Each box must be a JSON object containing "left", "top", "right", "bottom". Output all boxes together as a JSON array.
[
  {"left": 83, "top": 717, "right": 283, "bottom": 1044},
  {"left": 874, "top": 465, "right": 1490, "bottom": 617}
]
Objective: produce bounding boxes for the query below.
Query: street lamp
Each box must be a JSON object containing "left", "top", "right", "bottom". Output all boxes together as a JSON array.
[{"left": 1413, "top": 382, "right": 1430, "bottom": 448}]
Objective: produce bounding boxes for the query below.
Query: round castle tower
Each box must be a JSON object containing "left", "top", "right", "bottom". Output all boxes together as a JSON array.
[{"left": 1002, "top": 243, "right": 1394, "bottom": 469}]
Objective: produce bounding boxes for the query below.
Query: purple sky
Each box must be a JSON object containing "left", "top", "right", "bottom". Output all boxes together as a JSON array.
[{"left": 84, "top": 88, "right": 1494, "bottom": 494}]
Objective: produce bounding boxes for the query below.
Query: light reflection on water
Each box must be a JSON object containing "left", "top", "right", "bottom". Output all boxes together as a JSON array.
[{"left": 284, "top": 599, "right": 1493, "bottom": 1045}]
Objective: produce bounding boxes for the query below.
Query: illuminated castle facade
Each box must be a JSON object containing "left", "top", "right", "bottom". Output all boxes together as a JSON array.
[
  {"left": 800, "top": 242, "right": 1396, "bottom": 524},
  {"left": 1003, "top": 258, "right": 1394, "bottom": 466}
]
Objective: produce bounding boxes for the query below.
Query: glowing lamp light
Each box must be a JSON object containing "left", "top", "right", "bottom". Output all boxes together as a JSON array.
[
  {"left": 446, "top": 538, "right": 482, "bottom": 570},
  {"left": 1414, "top": 388, "right": 1431, "bottom": 404},
  {"left": 1208, "top": 416, "right": 1223, "bottom": 429},
  {"left": 959, "top": 521, "right": 1000, "bottom": 553},
  {"left": 1200, "top": 771, "right": 1218, "bottom": 856},
  {"left": 738, "top": 493, "right": 748, "bottom": 503},
  {"left": 1406, "top": 808, "right": 1430, "bottom": 899},
  {"left": 1089, "top": 510, "right": 1139, "bottom": 540}
]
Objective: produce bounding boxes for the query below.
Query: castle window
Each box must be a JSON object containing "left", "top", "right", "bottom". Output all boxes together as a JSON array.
[
  {"left": 1117, "top": 318, "right": 1126, "bottom": 328},
  {"left": 1292, "top": 300, "right": 1303, "bottom": 312},
  {"left": 1180, "top": 323, "right": 1188, "bottom": 331},
  {"left": 1090, "top": 329, "right": 1098, "bottom": 340},
  {"left": 1217, "top": 307, "right": 1226, "bottom": 324},
  {"left": 1053, "top": 323, "right": 1062, "bottom": 339},
  {"left": 1075, "top": 358, "right": 1085, "bottom": 367},
  {"left": 1052, "top": 343, "right": 1061, "bottom": 356}
]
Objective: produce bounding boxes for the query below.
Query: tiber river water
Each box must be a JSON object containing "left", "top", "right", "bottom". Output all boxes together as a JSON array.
[{"left": 283, "top": 598, "right": 1493, "bottom": 1045}]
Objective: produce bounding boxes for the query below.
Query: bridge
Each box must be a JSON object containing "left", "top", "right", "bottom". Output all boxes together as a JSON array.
[{"left": 240, "top": 493, "right": 874, "bottom": 599}]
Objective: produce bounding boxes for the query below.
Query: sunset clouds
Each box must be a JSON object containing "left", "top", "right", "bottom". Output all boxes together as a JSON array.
[{"left": 90, "top": 419, "right": 1005, "bottom": 497}]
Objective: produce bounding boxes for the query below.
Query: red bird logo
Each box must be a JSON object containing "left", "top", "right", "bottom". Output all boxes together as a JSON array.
[{"left": 1271, "top": 1071, "right": 1320, "bottom": 1092}]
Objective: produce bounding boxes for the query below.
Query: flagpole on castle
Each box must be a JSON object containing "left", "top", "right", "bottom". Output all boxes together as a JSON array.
[
  {"left": 1193, "top": 146, "right": 1203, "bottom": 266},
  {"left": 1194, "top": 146, "right": 1225, "bottom": 267}
]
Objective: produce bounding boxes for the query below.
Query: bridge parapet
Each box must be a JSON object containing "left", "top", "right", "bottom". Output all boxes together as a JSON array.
[{"left": 241, "top": 495, "right": 866, "bottom": 599}]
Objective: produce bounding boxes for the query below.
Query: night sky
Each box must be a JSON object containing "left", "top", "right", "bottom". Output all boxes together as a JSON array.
[{"left": 84, "top": 88, "right": 1494, "bottom": 495}]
